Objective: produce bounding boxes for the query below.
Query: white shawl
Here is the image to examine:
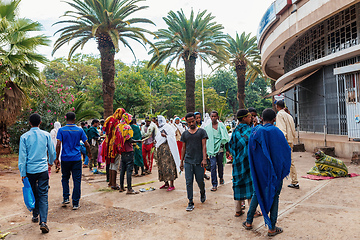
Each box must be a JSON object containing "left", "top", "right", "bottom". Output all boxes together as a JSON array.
[{"left": 155, "top": 116, "right": 181, "bottom": 172}]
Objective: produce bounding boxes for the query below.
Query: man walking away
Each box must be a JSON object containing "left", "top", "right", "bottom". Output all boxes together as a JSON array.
[
  {"left": 180, "top": 112, "right": 208, "bottom": 211},
  {"left": 275, "top": 100, "right": 299, "bottom": 189},
  {"left": 204, "top": 111, "right": 230, "bottom": 191},
  {"left": 55, "top": 112, "right": 91, "bottom": 210},
  {"left": 87, "top": 119, "right": 101, "bottom": 171},
  {"left": 18, "top": 113, "right": 56, "bottom": 233},
  {"left": 243, "top": 108, "right": 291, "bottom": 237}
]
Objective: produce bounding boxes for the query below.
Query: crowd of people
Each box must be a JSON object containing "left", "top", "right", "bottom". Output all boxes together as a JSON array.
[{"left": 18, "top": 100, "right": 298, "bottom": 236}]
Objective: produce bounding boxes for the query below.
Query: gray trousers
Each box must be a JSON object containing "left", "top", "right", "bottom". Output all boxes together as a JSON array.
[{"left": 184, "top": 162, "right": 205, "bottom": 202}]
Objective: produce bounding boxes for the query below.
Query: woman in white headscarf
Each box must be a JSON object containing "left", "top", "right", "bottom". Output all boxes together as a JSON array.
[
  {"left": 50, "top": 121, "right": 61, "bottom": 173},
  {"left": 155, "top": 116, "right": 181, "bottom": 191}
]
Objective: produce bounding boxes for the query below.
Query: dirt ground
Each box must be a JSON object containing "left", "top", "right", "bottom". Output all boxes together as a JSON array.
[{"left": 0, "top": 151, "right": 360, "bottom": 240}]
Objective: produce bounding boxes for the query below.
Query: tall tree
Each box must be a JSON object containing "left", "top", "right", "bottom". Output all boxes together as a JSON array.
[
  {"left": 52, "top": 0, "right": 155, "bottom": 118},
  {"left": 0, "top": 0, "right": 49, "bottom": 150},
  {"left": 209, "top": 69, "right": 238, "bottom": 114},
  {"left": 226, "top": 32, "right": 262, "bottom": 109},
  {"left": 148, "top": 9, "right": 228, "bottom": 112}
]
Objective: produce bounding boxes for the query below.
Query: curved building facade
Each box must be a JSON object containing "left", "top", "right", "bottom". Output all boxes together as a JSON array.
[{"left": 258, "top": 0, "right": 360, "bottom": 138}]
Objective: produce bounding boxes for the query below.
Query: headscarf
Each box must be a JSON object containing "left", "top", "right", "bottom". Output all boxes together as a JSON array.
[
  {"left": 155, "top": 115, "right": 181, "bottom": 172},
  {"left": 194, "top": 112, "right": 202, "bottom": 127},
  {"left": 54, "top": 121, "right": 61, "bottom": 130},
  {"left": 173, "top": 117, "right": 185, "bottom": 135},
  {"left": 158, "top": 115, "right": 166, "bottom": 128},
  {"left": 114, "top": 112, "right": 134, "bottom": 153},
  {"left": 201, "top": 113, "right": 211, "bottom": 128},
  {"left": 101, "top": 108, "right": 125, "bottom": 163},
  {"left": 118, "top": 113, "right": 133, "bottom": 140}
]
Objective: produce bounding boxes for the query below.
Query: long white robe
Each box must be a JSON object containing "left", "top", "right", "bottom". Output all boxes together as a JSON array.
[{"left": 155, "top": 116, "right": 181, "bottom": 173}]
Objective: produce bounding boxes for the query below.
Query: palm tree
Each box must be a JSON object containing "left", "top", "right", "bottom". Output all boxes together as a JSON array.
[
  {"left": 0, "top": 0, "right": 49, "bottom": 152},
  {"left": 71, "top": 97, "right": 101, "bottom": 122},
  {"left": 148, "top": 9, "right": 228, "bottom": 113},
  {"left": 52, "top": 0, "right": 156, "bottom": 118},
  {"left": 226, "top": 32, "right": 262, "bottom": 109}
]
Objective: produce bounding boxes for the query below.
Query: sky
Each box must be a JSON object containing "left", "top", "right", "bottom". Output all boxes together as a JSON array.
[{"left": 18, "top": 0, "right": 274, "bottom": 75}]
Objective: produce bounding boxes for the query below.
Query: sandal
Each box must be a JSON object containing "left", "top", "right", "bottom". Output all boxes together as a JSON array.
[
  {"left": 268, "top": 227, "right": 283, "bottom": 236},
  {"left": 160, "top": 184, "right": 169, "bottom": 189},
  {"left": 126, "top": 189, "right": 139, "bottom": 195},
  {"left": 241, "top": 204, "right": 246, "bottom": 210},
  {"left": 166, "top": 186, "right": 175, "bottom": 191},
  {"left": 242, "top": 221, "right": 253, "bottom": 230},
  {"left": 254, "top": 210, "right": 263, "bottom": 218},
  {"left": 211, "top": 187, "right": 217, "bottom": 192},
  {"left": 234, "top": 210, "right": 244, "bottom": 217},
  {"left": 111, "top": 185, "right": 120, "bottom": 190},
  {"left": 119, "top": 188, "right": 126, "bottom": 192}
]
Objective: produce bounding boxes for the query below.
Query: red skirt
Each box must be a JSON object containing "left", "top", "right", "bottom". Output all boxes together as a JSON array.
[{"left": 177, "top": 141, "right": 183, "bottom": 159}]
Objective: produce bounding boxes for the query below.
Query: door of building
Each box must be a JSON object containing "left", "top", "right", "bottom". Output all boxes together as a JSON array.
[{"left": 343, "top": 73, "right": 360, "bottom": 139}]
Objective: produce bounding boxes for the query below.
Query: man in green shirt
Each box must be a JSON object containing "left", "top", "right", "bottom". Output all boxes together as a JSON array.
[{"left": 204, "top": 111, "right": 230, "bottom": 191}]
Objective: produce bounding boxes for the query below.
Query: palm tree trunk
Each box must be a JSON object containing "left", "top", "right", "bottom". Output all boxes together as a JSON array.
[
  {"left": 184, "top": 56, "right": 196, "bottom": 113},
  {"left": 98, "top": 35, "right": 116, "bottom": 118},
  {"left": 235, "top": 62, "right": 246, "bottom": 109}
]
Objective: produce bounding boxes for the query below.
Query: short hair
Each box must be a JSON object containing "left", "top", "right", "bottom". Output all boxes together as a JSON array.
[
  {"left": 29, "top": 113, "right": 41, "bottom": 127},
  {"left": 91, "top": 119, "right": 99, "bottom": 125},
  {"left": 185, "top": 112, "right": 195, "bottom": 120},
  {"left": 151, "top": 117, "right": 156, "bottom": 120},
  {"left": 276, "top": 100, "right": 285, "bottom": 109},
  {"left": 210, "top": 110, "right": 218, "bottom": 117},
  {"left": 100, "top": 120, "right": 105, "bottom": 125},
  {"left": 66, "top": 112, "right": 76, "bottom": 121},
  {"left": 236, "top": 109, "right": 249, "bottom": 121},
  {"left": 262, "top": 108, "right": 276, "bottom": 122},
  {"left": 248, "top": 107, "right": 257, "bottom": 113},
  {"left": 81, "top": 122, "right": 86, "bottom": 126}
]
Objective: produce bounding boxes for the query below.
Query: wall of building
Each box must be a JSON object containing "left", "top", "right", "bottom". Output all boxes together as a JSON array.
[{"left": 259, "top": 0, "right": 359, "bottom": 81}]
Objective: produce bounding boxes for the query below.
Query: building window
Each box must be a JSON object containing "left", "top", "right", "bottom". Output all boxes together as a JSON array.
[{"left": 284, "top": 4, "right": 359, "bottom": 73}]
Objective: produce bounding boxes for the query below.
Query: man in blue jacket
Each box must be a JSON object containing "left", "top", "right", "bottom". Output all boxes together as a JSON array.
[{"left": 18, "top": 113, "right": 56, "bottom": 233}]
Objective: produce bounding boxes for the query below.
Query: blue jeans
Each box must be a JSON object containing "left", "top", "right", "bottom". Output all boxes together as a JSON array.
[
  {"left": 27, "top": 171, "right": 49, "bottom": 224},
  {"left": 184, "top": 163, "right": 205, "bottom": 202},
  {"left": 246, "top": 181, "right": 283, "bottom": 230},
  {"left": 120, "top": 152, "right": 134, "bottom": 190},
  {"left": 61, "top": 160, "right": 82, "bottom": 205},
  {"left": 210, "top": 152, "right": 224, "bottom": 187},
  {"left": 80, "top": 144, "right": 89, "bottom": 165}
]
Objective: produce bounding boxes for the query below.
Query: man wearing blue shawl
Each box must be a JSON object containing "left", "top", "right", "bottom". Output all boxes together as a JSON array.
[{"left": 243, "top": 108, "right": 291, "bottom": 237}]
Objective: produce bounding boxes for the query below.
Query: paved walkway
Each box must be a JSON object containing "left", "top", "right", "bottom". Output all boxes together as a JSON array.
[{"left": 1, "top": 152, "right": 360, "bottom": 239}]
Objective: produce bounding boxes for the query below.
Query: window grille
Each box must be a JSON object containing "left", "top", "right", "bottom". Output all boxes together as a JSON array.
[{"left": 284, "top": 4, "right": 359, "bottom": 73}]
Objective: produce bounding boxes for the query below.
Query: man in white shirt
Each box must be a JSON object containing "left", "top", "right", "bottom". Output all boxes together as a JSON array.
[
  {"left": 141, "top": 117, "right": 158, "bottom": 173},
  {"left": 276, "top": 100, "right": 299, "bottom": 189}
]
